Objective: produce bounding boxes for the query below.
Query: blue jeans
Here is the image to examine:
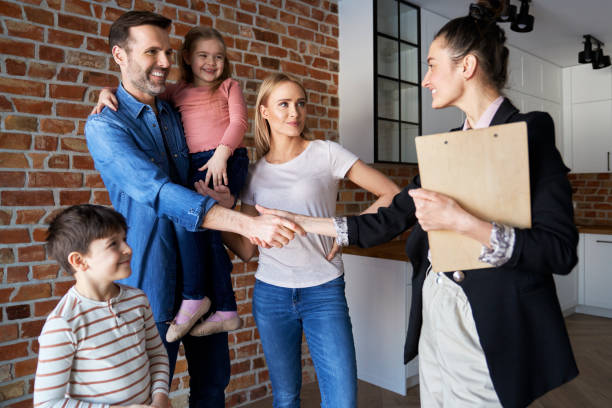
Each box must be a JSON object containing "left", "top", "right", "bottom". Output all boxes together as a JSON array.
[
  {"left": 157, "top": 322, "right": 230, "bottom": 407},
  {"left": 253, "top": 276, "right": 358, "bottom": 408},
  {"left": 179, "top": 148, "right": 249, "bottom": 310}
]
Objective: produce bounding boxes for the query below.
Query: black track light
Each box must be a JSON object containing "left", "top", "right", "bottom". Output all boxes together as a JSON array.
[
  {"left": 578, "top": 35, "right": 593, "bottom": 64},
  {"left": 578, "top": 35, "right": 611, "bottom": 69},
  {"left": 497, "top": 0, "right": 517, "bottom": 23},
  {"left": 511, "top": 0, "right": 534, "bottom": 32},
  {"left": 592, "top": 49, "right": 612, "bottom": 70}
]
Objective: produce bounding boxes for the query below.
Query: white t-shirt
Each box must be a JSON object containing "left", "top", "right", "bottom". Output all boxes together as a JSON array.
[{"left": 241, "top": 139, "right": 358, "bottom": 288}]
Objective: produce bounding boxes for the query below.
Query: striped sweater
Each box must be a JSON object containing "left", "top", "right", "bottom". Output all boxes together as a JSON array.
[{"left": 34, "top": 284, "right": 169, "bottom": 408}]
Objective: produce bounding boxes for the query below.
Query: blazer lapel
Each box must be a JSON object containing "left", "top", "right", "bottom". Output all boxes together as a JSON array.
[{"left": 490, "top": 98, "right": 519, "bottom": 126}]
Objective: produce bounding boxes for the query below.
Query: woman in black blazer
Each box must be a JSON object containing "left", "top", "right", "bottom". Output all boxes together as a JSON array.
[{"left": 258, "top": 1, "right": 579, "bottom": 406}]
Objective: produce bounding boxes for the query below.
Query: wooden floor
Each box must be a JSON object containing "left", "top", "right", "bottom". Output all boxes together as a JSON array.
[{"left": 244, "top": 313, "right": 612, "bottom": 407}]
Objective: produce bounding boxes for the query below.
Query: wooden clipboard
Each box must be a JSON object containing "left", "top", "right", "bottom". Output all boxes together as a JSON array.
[{"left": 414, "top": 122, "right": 531, "bottom": 272}]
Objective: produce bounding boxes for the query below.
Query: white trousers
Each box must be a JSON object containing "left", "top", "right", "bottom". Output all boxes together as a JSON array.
[{"left": 418, "top": 269, "right": 502, "bottom": 407}]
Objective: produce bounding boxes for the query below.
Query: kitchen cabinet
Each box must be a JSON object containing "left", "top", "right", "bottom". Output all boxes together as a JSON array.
[
  {"left": 343, "top": 253, "right": 419, "bottom": 396},
  {"left": 571, "top": 100, "right": 612, "bottom": 173},
  {"left": 582, "top": 233, "right": 612, "bottom": 309}
]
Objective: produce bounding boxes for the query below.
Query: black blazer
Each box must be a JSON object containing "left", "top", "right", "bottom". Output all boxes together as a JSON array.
[{"left": 347, "top": 99, "right": 579, "bottom": 408}]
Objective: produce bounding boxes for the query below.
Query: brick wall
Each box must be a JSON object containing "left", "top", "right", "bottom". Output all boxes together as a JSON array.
[{"left": 0, "top": 0, "right": 339, "bottom": 406}]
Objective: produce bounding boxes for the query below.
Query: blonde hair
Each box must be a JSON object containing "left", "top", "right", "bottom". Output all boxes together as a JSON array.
[{"left": 254, "top": 73, "right": 311, "bottom": 157}]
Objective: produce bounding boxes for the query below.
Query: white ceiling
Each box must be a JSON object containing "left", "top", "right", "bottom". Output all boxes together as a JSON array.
[{"left": 408, "top": 0, "right": 612, "bottom": 68}]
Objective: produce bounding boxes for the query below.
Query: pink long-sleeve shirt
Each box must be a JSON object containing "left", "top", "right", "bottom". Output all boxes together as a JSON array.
[{"left": 163, "top": 78, "right": 248, "bottom": 153}]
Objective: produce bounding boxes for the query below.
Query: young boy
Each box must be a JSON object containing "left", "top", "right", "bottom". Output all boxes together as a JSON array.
[{"left": 34, "top": 204, "right": 170, "bottom": 408}]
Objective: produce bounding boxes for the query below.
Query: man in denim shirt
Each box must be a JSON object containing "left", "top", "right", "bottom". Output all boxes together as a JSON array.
[{"left": 85, "top": 11, "right": 300, "bottom": 407}]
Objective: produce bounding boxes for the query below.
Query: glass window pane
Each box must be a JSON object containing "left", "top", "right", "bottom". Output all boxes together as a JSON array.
[
  {"left": 400, "top": 43, "right": 418, "bottom": 83},
  {"left": 400, "top": 3, "right": 418, "bottom": 44},
  {"left": 401, "top": 83, "right": 419, "bottom": 123},
  {"left": 378, "top": 120, "right": 399, "bottom": 162},
  {"left": 378, "top": 36, "right": 398, "bottom": 79},
  {"left": 401, "top": 123, "right": 420, "bottom": 163},
  {"left": 377, "top": 0, "right": 397, "bottom": 37},
  {"left": 378, "top": 77, "right": 399, "bottom": 120}
]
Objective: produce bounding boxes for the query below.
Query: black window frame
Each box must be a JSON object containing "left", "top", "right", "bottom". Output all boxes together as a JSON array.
[{"left": 373, "top": 0, "right": 422, "bottom": 164}]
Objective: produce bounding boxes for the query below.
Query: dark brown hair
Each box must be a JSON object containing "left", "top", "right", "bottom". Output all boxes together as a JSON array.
[
  {"left": 180, "top": 26, "right": 232, "bottom": 91},
  {"left": 108, "top": 10, "right": 171, "bottom": 51},
  {"left": 435, "top": 0, "right": 509, "bottom": 90},
  {"left": 46, "top": 204, "right": 127, "bottom": 274}
]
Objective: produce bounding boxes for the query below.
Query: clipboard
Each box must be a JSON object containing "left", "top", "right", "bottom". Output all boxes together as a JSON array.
[{"left": 414, "top": 122, "right": 531, "bottom": 272}]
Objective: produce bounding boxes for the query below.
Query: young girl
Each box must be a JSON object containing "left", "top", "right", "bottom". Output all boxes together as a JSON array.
[
  {"left": 259, "top": 2, "right": 579, "bottom": 406},
  {"left": 96, "top": 26, "right": 248, "bottom": 342},
  {"left": 216, "top": 73, "right": 400, "bottom": 407}
]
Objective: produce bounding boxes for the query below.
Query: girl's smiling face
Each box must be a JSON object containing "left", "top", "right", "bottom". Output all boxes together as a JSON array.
[{"left": 185, "top": 38, "right": 226, "bottom": 87}]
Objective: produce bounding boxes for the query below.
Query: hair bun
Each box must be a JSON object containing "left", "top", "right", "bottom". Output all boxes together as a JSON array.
[{"left": 469, "top": 0, "right": 503, "bottom": 23}]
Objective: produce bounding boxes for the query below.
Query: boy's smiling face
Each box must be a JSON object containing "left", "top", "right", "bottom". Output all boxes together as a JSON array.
[{"left": 72, "top": 230, "right": 133, "bottom": 296}]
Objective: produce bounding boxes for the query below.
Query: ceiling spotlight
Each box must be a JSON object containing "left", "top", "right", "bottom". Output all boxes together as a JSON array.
[
  {"left": 511, "top": 0, "right": 534, "bottom": 32},
  {"left": 592, "top": 48, "right": 611, "bottom": 70},
  {"left": 578, "top": 35, "right": 593, "bottom": 64},
  {"left": 497, "top": 0, "right": 517, "bottom": 23}
]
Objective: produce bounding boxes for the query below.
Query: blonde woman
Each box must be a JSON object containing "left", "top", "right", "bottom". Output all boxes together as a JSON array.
[{"left": 218, "top": 73, "right": 400, "bottom": 408}]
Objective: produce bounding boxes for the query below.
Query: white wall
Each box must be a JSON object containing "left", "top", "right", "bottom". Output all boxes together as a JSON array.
[{"left": 338, "top": 1, "right": 564, "bottom": 163}]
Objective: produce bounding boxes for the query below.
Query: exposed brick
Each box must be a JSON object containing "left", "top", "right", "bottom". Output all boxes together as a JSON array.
[
  {"left": 6, "top": 19, "right": 44, "bottom": 41},
  {"left": 28, "top": 172, "right": 82, "bottom": 188},
  {"left": 6, "top": 58, "right": 27, "bottom": 76},
  {"left": 40, "top": 118, "right": 75, "bottom": 134},
  {"left": 0, "top": 248, "right": 15, "bottom": 264},
  {"left": 7, "top": 266, "right": 29, "bottom": 283},
  {"left": 14, "top": 357, "right": 38, "bottom": 377},
  {"left": 15, "top": 209, "right": 46, "bottom": 224},
  {"left": 83, "top": 71, "right": 119, "bottom": 87},
  {"left": 252, "top": 28, "right": 278, "bottom": 44},
  {"left": 281, "top": 61, "right": 307, "bottom": 76},
  {"left": 34, "top": 135, "right": 58, "bottom": 151},
  {"left": 58, "top": 13, "right": 98, "bottom": 34},
  {"left": 34, "top": 298, "right": 59, "bottom": 316},
  {"left": 33, "top": 227, "right": 48, "bottom": 242},
  {"left": 59, "top": 190, "right": 90, "bottom": 205},
  {"left": 85, "top": 174, "right": 105, "bottom": 188},
  {"left": 66, "top": 51, "right": 106, "bottom": 69},
  {"left": 65, "top": 0, "right": 92, "bottom": 16},
  {"left": 1, "top": 190, "right": 55, "bottom": 206},
  {"left": 0, "top": 78, "right": 45, "bottom": 96},
  {"left": 57, "top": 67, "right": 81, "bottom": 82},
  {"left": 0, "top": 380, "right": 25, "bottom": 400},
  {"left": 0, "top": 133, "right": 31, "bottom": 150},
  {"left": 4, "top": 115, "right": 38, "bottom": 132},
  {"left": 23, "top": 5, "right": 53, "bottom": 25},
  {"left": 0, "top": 95, "right": 11, "bottom": 111},
  {"left": 0, "top": 38, "right": 34, "bottom": 58},
  {"left": 0, "top": 171, "right": 26, "bottom": 189},
  {"left": 53, "top": 279, "right": 74, "bottom": 297},
  {"left": 0, "top": 152, "right": 28, "bottom": 169},
  {"left": 50, "top": 84, "right": 87, "bottom": 101},
  {"left": 93, "top": 190, "right": 111, "bottom": 205},
  {"left": 0, "top": 0, "right": 22, "bottom": 18},
  {"left": 17, "top": 245, "right": 45, "bottom": 262},
  {"left": 71, "top": 155, "right": 93, "bottom": 170},
  {"left": 12, "top": 283, "right": 51, "bottom": 302},
  {"left": 0, "top": 324, "right": 18, "bottom": 342},
  {"left": 40, "top": 45, "right": 65, "bottom": 63},
  {"left": 13, "top": 98, "right": 52, "bottom": 115},
  {"left": 48, "top": 154, "right": 69, "bottom": 168},
  {"left": 6, "top": 305, "right": 31, "bottom": 320},
  {"left": 286, "top": 0, "right": 311, "bottom": 17},
  {"left": 86, "top": 36, "right": 107, "bottom": 52},
  {"left": 48, "top": 28, "right": 84, "bottom": 48},
  {"left": 32, "top": 264, "right": 59, "bottom": 281},
  {"left": 288, "top": 26, "right": 315, "bottom": 41},
  {"left": 61, "top": 137, "right": 88, "bottom": 153}
]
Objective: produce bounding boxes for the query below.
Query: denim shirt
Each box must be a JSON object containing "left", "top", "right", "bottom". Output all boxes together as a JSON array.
[{"left": 85, "top": 84, "right": 216, "bottom": 322}]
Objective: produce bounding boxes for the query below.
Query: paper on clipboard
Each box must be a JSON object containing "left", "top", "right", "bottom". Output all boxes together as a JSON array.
[{"left": 414, "top": 122, "right": 531, "bottom": 272}]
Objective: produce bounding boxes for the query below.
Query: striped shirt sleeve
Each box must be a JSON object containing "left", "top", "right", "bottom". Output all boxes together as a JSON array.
[
  {"left": 142, "top": 297, "right": 169, "bottom": 397},
  {"left": 34, "top": 316, "right": 110, "bottom": 408}
]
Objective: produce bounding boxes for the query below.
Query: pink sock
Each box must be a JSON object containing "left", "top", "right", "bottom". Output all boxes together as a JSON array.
[
  {"left": 175, "top": 299, "right": 206, "bottom": 324},
  {"left": 207, "top": 310, "right": 238, "bottom": 323}
]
